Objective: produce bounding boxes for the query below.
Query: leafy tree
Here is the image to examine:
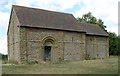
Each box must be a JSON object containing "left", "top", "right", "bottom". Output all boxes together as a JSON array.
[
  {"left": 2, "top": 54, "right": 8, "bottom": 60},
  {"left": 108, "top": 32, "right": 118, "bottom": 55},
  {"left": 118, "top": 36, "right": 120, "bottom": 55},
  {"left": 77, "top": 12, "right": 119, "bottom": 56},
  {"left": 77, "top": 12, "right": 107, "bottom": 32}
]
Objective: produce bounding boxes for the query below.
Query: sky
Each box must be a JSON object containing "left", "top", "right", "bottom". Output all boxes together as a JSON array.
[{"left": 0, "top": 0, "right": 119, "bottom": 54}]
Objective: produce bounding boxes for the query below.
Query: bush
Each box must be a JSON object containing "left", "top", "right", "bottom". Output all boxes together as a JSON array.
[
  {"left": 108, "top": 32, "right": 119, "bottom": 55},
  {"left": 2, "top": 55, "right": 8, "bottom": 64},
  {"left": 2, "top": 55, "right": 8, "bottom": 60}
]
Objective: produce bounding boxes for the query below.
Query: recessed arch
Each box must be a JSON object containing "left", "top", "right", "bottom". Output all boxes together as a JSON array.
[
  {"left": 42, "top": 36, "right": 56, "bottom": 46},
  {"left": 41, "top": 36, "right": 56, "bottom": 62}
]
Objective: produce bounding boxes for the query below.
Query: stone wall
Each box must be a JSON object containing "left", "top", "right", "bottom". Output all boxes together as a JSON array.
[
  {"left": 19, "top": 27, "right": 86, "bottom": 63},
  {"left": 64, "top": 32, "right": 86, "bottom": 61},
  {"left": 8, "top": 9, "right": 20, "bottom": 63},
  {"left": 86, "top": 35, "right": 109, "bottom": 59},
  {"left": 8, "top": 9, "right": 109, "bottom": 63}
]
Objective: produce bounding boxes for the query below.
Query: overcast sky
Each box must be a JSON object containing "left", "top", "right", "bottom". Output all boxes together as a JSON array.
[{"left": 0, "top": 0, "right": 119, "bottom": 54}]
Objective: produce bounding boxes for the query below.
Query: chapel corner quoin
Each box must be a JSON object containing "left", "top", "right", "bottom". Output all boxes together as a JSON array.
[{"left": 7, "top": 5, "right": 109, "bottom": 64}]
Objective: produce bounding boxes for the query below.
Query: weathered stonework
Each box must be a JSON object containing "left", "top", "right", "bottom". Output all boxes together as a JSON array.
[
  {"left": 18, "top": 27, "right": 86, "bottom": 63},
  {"left": 7, "top": 5, "right": 109, "bottom": 64},
  {"left": 8, "top": 25, "right": 109, "bottom": 63},
  {"left": 7, "top": 8, "right": 20, "bottom": 63},
  {"left": 86, "top": 35, "right": 109, "bottom": 59}
]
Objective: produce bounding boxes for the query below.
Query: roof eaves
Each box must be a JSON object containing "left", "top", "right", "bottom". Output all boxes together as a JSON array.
[
  {"left": 19, "top": 25, "right": 86, "bottom": 33},
  {"left": 86, "top": 33, "right": 109, "bottom": 37}
]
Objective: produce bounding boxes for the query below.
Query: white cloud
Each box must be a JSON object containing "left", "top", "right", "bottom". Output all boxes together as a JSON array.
[
  {"left": 106, "top": 26, "right": 118, "bottom": 35},
  {"left": 74, "top": 0, "right": 119, "bottom": 35},
  {"left": 13, "top": 0, "right": 82, "bottom": 11},
  {"left": 53, "top": 0, "right": 81, "bottom": 10},
  {"left": 0, "top": 12, "right": 9, "bottom": 27},
  {"left": 4, "top": 2, "right": 13, "bottom": 10},
  {"left": 0, "top": 12, "right": 10, "bottom": 36},
  {"left": 0, "top": 35, "right": 7, "bottom": 55}
]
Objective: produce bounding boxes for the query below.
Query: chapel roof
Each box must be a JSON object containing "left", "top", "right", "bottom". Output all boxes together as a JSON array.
[
  {"left": 8, "top": 5, "right": 109, "bottom": 36},
  {"left": 12, "top": 5, "right": 85, "bottom": 32},
  {"left": 78, "top": 23, "right": 109, "bottom": 36}
]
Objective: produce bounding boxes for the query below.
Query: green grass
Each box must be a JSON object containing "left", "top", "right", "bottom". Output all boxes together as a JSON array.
[{"left": 2, "top": 56, "right": 118, "bottom": 74}]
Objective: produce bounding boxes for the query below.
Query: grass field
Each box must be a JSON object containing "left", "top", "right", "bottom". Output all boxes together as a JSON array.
[{"left": 2, "top": 56, "right": 118, "bottom": 74}]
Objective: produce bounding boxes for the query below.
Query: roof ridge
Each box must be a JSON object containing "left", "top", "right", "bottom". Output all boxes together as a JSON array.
[
  {"left": 80, "top": 23, "right": 97, "bottom": 25},
  {"left": 12, "top": 5, "right": 72, "bottom": 15}
]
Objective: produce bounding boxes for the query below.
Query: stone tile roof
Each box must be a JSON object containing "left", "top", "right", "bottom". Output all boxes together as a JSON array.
[
  {"left": 10, "top": 5, "right": 108, "bottom": 36},
  {"left": 78, "top": 23, "right": 109, "bottom": 36},
  {"left": 13, "top": 5, "right": 85, "bottom": 32}
]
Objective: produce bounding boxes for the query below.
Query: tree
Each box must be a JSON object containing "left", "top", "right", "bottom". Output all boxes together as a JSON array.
[
  {"left": 118, "top": 35, "right": 120, "bottom": 55},
  {"left": 108, "top": 32, "right": 118, "bottom": 55},
  {"left": 77, "top": 12, "right": 107, "bottom": 32},
  {"left": 77, "top": 12, "right": 119, "bottom": 56}
]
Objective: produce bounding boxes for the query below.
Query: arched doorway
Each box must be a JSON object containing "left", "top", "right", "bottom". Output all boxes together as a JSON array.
[
  {"left": 43, "top": 38, "right": 55, "bottom": 62},
  {"left": 44, "top": 46, "right": 51, "bottom": 61}
]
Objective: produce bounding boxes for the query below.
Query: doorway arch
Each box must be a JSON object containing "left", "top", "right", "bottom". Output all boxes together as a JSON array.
[{"left": 42, "top": 36, "right": 56, "bottom": 62}]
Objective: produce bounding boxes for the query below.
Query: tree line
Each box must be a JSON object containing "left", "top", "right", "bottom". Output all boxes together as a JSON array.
[{"left": 77, "top": 12, "right": 119, "bottom": 55}]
